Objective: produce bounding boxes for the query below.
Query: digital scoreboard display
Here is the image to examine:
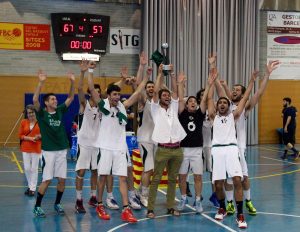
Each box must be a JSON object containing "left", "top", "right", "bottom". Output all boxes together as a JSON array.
[{"left": 51, "top": 13, "right": 110, "bottom": 54}]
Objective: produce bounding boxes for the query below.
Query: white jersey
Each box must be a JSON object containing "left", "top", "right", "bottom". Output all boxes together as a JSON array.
[
  {"left": 231, "top": 104, "right": 247, "bottom": 149},
  {"left": 202, "top": 110, "right": 212, "bottom": 147},
  {"left": 77, "top": 100, "right": 102, "bottom": 147},
  {"left": 99, "top": 106, "right": 127, "bottom": 151},
  {"left": 212, "top": 113, "right": 237, "bottom": 146},
  {"left": 137, "top": 99, "right": 154, "bottom": 143}
]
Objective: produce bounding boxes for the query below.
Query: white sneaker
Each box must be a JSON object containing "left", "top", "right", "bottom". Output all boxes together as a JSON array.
[
  {"left": 236, "top": 214, "right": 247, "bottom": 229},
  {"left": 129, "top": 196, "right": 142, "bottom": 210},
  {"left": 194, "top": 199, "right": 203, "bottom": 213},
  {"left": 139, "top": 194, "right": 148, "bottom": 207},
  {"left": 215, "top": 208, "right": 227, "bottom": 220},
  {"left": 106, "top": 198, "right": 119, "bottom": 210},
  {"left": 177, "top": 198, "right": 188, "bottom": 211}
]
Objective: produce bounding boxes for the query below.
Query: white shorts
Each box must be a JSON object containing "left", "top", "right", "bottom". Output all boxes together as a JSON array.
[
  {"left": 203, "top": 146, "right": 212, "bottom": 172},
  {"left": 98, "top": 148, "right": 128, "bottom": 176},
  {"left": 138, "top": 142, "right": 156, "bottom": 172},
  {"left": 41, "top": 149, "right": 67, "bottom": 181},
  {"left": 75, "top": 145, "right": 100, "bottom": 171},
  {"left": 179, "top": 147, "right": 203, "bottom": 175},
  {"left": 211, "top": 145, "right": 242, "bottom": 183},
  {"left": 239, "top": 147, "right": 248, "bottom": 176}
]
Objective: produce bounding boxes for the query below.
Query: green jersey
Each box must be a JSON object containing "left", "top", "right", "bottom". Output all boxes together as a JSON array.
[{"left": 36, "top": 103, "right": 69, "bottom": 151}]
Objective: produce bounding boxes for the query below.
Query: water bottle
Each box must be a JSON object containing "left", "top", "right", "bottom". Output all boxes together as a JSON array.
[{"left": 70, "top": 135, "right": 78, "bottom": 160}]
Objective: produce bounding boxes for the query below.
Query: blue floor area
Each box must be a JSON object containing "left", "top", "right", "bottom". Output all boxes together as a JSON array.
[{"left": 0, "top": 145, "right": 300, "bottom": 232}]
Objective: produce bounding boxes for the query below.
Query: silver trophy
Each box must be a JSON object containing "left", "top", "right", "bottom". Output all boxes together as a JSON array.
[{"left": 161, "top": 43, "right": 171, "bottom": 71}]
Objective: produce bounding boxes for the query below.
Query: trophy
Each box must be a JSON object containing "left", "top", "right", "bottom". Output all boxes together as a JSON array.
[{"left": 150, "top": 42, "right": 171, "bottom": 76}]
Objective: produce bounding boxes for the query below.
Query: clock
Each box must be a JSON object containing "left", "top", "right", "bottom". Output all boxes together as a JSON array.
[{"left": 51, "top": 13, "right": 110, "bottom": 54}]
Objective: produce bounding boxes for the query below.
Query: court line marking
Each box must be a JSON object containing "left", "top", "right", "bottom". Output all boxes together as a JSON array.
[
  {"left": 257, "top": 211, "right": 300, "bottom": 218},
  {"left": 158, "top": 189, "right": 237, "bottom": 232},
  {"left": 261, "top": 155, "right": 298, "bottom": 165},
  {"left": 11, "top": 152, "right": 24, "bottom": 174},
  {"left": 107, "top": 211, "right": 197, "bottom": 232}
]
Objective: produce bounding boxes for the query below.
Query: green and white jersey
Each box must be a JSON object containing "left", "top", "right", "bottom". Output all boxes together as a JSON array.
[{"left": 36, "top": 103, "right": 69, "bottom": 151}]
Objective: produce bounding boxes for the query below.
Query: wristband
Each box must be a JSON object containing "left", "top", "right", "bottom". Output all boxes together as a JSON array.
[{"left": 88, "top": 68, "right": 94, "bottom": 73}]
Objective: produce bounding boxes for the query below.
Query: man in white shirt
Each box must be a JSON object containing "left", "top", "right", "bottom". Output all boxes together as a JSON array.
[{"left": 147, "top": 64, "right": 187, "bottom": 218}]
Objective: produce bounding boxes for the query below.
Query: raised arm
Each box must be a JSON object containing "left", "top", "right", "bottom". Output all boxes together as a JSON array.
[
  {"left": 246, "top": 60, "right": 279, "bottom": 113},
  {"left": 233, "top": 74, "right": 257, "bottom": 120},
  {"left": 33, "top": 70, "right": 47, "bottom": 111},
  {"left": 200, "top": 70, "right": 218, "bottom": 114},
  {"left": 64, "top": 71, "right": 75, "bottom": 107},
  {"left": 78, "top": 60, "right": 88, "bottom": 108},
  {"left": 207, "top": 82, "right": 216, "bottom": 121},
  {"left": 177, "top": 72, "right": 186, "bottom": 114},
  {"left": 152, "top": 64, "right": 164, "bottom": 103},
  {"left": 138, "top": 67, "right": 153, "bottom": 108},
  {"left": 135, "top": 51, "right": 147, "bottom": 86},
  {"left": 87, "top": 61, "right": 101, "bottom": 104},
  {"left": 169, "top": 65, "right": 178, "bottom": 99}
]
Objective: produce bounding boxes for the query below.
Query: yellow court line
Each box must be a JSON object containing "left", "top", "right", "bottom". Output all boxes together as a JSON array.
[
  {"left": 251, "top": 168, "right": 300, "bottom": 180},
  {"left": 11, "top": 152, "right": 24, "bottom": 174}
]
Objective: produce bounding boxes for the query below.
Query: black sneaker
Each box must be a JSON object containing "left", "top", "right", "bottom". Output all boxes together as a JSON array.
[
  {"left": 75, "top": 199, "right": 86, "bottom": 214},
  {"left": 24, "top": 188, "right": 30, "bottom": 195}
]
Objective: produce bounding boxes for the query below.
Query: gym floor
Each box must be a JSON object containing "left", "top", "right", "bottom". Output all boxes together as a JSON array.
[{"left": 0, "top": 144, "right": 299, "bottom": 232}]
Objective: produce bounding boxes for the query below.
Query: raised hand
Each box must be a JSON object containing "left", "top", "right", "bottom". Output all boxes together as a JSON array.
[
  {"left": 251, "top": 70, "right": 260, "bottom": 81},
  {"left": 67, "top": 71, "right": 75, "bottom": 82},
  {"left": 266, "top": 60, "right": 280, "bottom": 75},
  {"left": 219, "top": 79, "right": 227, "bottom": 86},
  {"left": 88, "top": 61, "right": 96, "bottom": 69},
  {"left": 139, "top": 51, "right": 148, "bottom": 66},
  {"left": 79, "top": 59, "right": 88, "bottom": 72},
  {"left": 37, "top": 70, "right": 47, "bottom": 82},
  {"left": 158, "top": 64, "right": 163, "bottom": 74},
  {"left": 120, "top": 66, "right": 129, "bottom": 79},
  {"left": 208, "top": 53, "right": 217, "bottom": 66},
  {"left": 146, "top": 67, "right": 153, "bottom": 76},
  {"left": 177, "top": 72, "right": 186, "bottom": 83}
]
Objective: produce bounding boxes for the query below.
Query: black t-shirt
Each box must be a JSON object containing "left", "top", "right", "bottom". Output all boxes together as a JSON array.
[
  {"left": 179, "top": 109, "right": 205, "bottom": 147},
  {"left": 283, "top": 106, "right": 297, "bottom": 130}
]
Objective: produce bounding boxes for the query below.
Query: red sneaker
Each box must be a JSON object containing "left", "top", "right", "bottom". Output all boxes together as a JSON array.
[
  {"left": 121, "top": 207, "right": 138, "bottom": 223},
  {"left": 75, "top": 199, "right": 86, "bottom": 214},
  {"left": 236, "top": 214, "right": 247, "bottom": 229},
  {"left": 96, "top": 204, "right": 110, "bottom": 220},
  {"left": 89, "top": 196, "right": 98, "bottom": 207}
]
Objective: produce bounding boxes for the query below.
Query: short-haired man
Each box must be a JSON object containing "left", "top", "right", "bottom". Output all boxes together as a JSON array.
[
  {"left": 87, "top": 62, "right": 149, "bottom": 223},
  {"left": 281, "top": 97, "right": 299, "bottom": 160},
  {"left": 32, "top": 70, "right": 75, "bottom": 217},
  {"left": 147, "top": 64, "right": 187, "bottom": 218}
]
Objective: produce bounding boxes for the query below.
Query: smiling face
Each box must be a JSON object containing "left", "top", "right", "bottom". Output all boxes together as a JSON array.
[
  {"left": 45, "top": 95, "right": 58, "bottom": 111},
  {"left": 186, "top": 97, "right": 197, "bottom": 112},
  {"left": 217, "top": 98, "right": 230, "bottom": 115},
  {"left": 145, "top": 82, "right": 155, "bottom": 99},
  {"left": 26, "top": 109, "right": 36, "bottom": 121},
  {"left": 108, "top": 91, "right": 121, "bottom": 107},
  {"left": 231, "top": 85, "right": 244, "bottom": 103},
  {"left": 159, "top": 90, "right": 171, "bottom": 107}
]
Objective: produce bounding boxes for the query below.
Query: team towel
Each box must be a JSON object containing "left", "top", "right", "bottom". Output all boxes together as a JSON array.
[{"left": 99, "top": 98, "right": 128, "bottom": 125}]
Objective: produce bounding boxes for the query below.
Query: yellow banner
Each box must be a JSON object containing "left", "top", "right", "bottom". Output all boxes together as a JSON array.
[{"left": 0, "top": 23, "right": 24, "bottom": 49}]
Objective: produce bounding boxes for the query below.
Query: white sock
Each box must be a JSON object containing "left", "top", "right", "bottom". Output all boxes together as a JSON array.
[
  {"left": 181, "top": 194, "right": 187, "bottom": 200},
  {"left": 129, "top": 190, "right": 135, "bottom": 198},
  {"left": 196, "top": 196, "right": 201, "bottom": 201},
  {"left": 76, "top": 190, "right": 82, "bottom": 200},
  {"left": 243, "top": 189, "right": 251, "bottom": 201},
  {"left": 90, "top": 190, "right": 97, "bottom": 197},
  {"left": 107, "top": 192, "right": 114, "bottom": 199},
  {"left": 141, "top": 186, "right": 149, "bottom": 195},
  {"left": 225, "top": 190, "right": 234, "bottom": 202}
]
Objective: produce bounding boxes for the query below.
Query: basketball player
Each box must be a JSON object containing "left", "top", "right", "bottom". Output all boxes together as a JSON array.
[
  {"left": 208, "top": 70, "right": 257, "bottom": 229},
  {"left": 32, "top": 70, "right": 75, "bottom": 217}
]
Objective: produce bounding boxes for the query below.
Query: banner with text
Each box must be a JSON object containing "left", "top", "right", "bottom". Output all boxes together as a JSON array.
[
  {"left": 110, "top": 28, "right": 140, "bottom": 54},
  {"left": 267, "top": 12, "right": 300, "bottom": 79},
  {"left": 0, "top": 22, "right": 50, "bottom": 51}
]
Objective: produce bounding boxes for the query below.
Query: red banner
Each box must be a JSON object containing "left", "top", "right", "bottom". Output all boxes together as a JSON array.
[{"left": 24, "top": 24, "right": 50, "bottom": 51}]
